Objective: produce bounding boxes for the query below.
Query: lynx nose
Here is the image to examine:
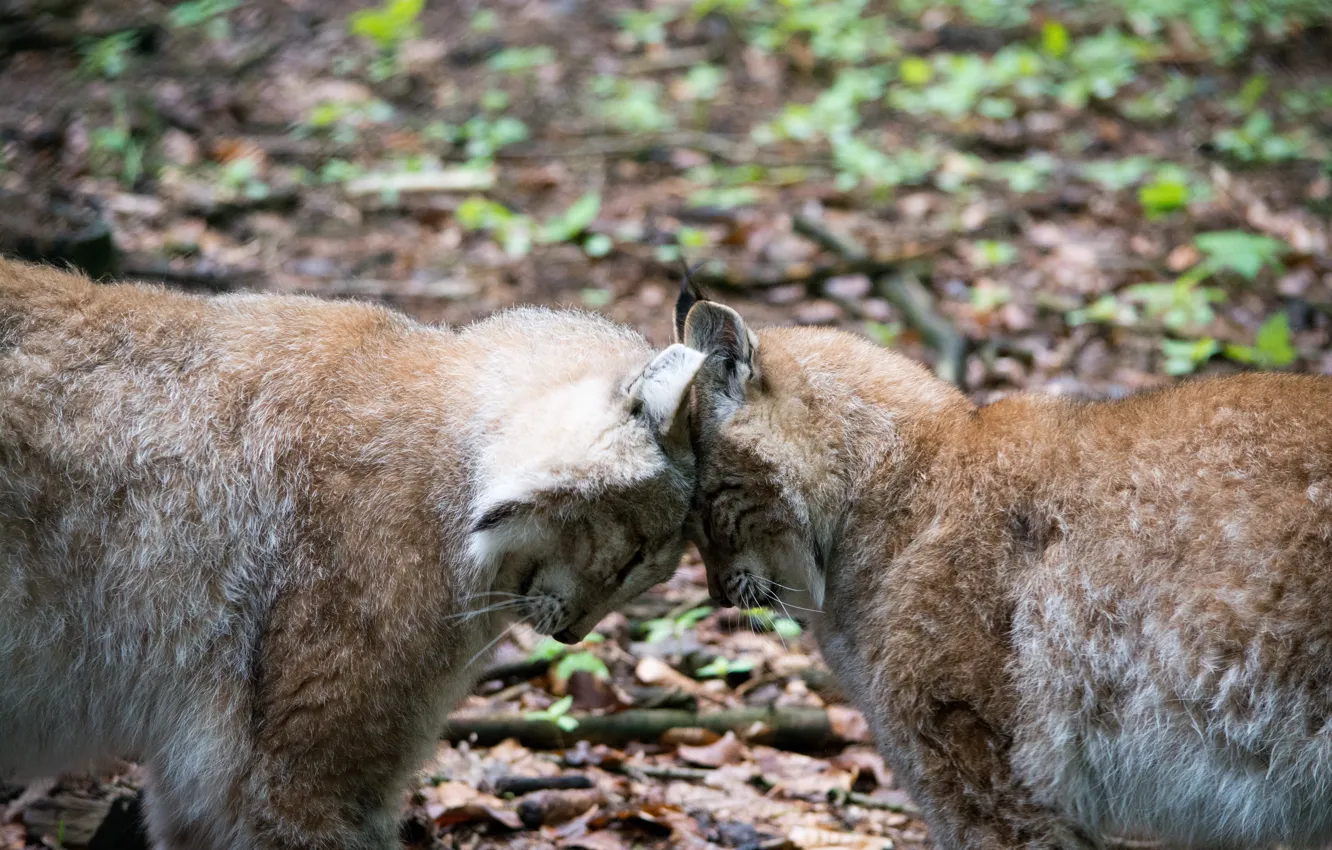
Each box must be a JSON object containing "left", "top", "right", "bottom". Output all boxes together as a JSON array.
[{"left": 552, "top": 628, "right": 581, "bottom": 645}]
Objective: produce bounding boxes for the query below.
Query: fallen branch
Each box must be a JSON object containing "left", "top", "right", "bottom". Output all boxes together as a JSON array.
[
  {"left": 120, "top": 260, "right": 263, "bottom": 293},
  {"left": 493, "top": 775, "right": 593, "bottom": 795},
  {"left": 827, "top": 788, "right": 921, "bottom": 815},
  {"left": 788, "top": 211, "right": 967, "bottom": 385},
  {"left": 445, "top": 707, "right": 854, "bottom": 753},
  {"left": 876, "top": 271, "right": 968, "bottom": 386},
  {"left": 475, "top": 657, "right": 554, "bottom": 688}
]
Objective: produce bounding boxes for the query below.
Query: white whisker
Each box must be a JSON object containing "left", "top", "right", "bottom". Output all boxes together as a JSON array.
[
  {"left": 466, "top": 620, "right": 524, "bottom": 670},
  {"left": 752, "top": 576, "right": 808, "bottom": 594},
  {"left": 444, "top": 599, "right": 527, "bottom": 622}
]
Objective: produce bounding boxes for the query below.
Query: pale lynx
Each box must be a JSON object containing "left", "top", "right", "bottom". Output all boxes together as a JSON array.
[
  {"left": 0, "top": 257, "right": 704, "bottom": 849},
  {"left": 678, "top": 283, "right": 1332, "bottom": 850}
]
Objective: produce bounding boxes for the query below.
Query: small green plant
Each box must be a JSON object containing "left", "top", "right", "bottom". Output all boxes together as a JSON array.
[
  {"left": 347, "top": 0, "right": 424, "bottom": 80},
  {"left": 589, "top": 77, "right": 676, "bottom": 133},
  {"left": 1213, "top": 111, "right": 1314, "bottom": 164},
  {"left": 1161, "top": 337, "right": 1220, "bottom": 375},
  {"left": 168, "top": 0, "right": 239, "bottom": 39},
  {"left": 529, "top": 638, "right": 567, "bottom": 662},
  {"left": 88, "top": 95, "right": 144, "bottom": 187},
  {"left": 1123, "top": 279, "right": 1225, "bottom": 332},
  {"left": 695, "top": 655, "right": 756, "bottom": 679},
  {"left": 616, "top": 7, "right": 677, "bottom": 47},
  {"left": 554, "top": 651, "right": 611, "bottom": 683},
  {"left": 863, "top": 321, "right": 902, "bottom": 347},
  {"left": 302, "top": 99, "right": 394, "bottom": 145},
  {"left": 537, "top": 193, "right": 601, "bottom": 245},
  {"left": 487, "top": 46, "right": 556, "bottom": 75},
  {"left": 458, "top": 114, "right": 529, "bottom": 160},
  {"left": 745, "top": 607, "right": 803, "bottom": 638},
  {"left": 1194, "top": 231, "right": 1286, "bottom": 281},
  {"left": 1080, "top": 157, "right": 1157, "bottom": 191},
  {"left": 1066, "top": 293, "right": 1140, "bottom": 328},
  {"left": 80, "top": 31, "right": 137, "bottom": 79},
  {"left": 642, "top": 606, "right": 713, "bottom": 643},
  {"left": 455, "top": 196, "right": 534, "bottom": 257},
  {"left": 524, "top": 695, "right": 579, "bottom": 732},
  {"left": 970, "top": 241, "right": 1019, "bottom": 270},
  {"left": 1224, "top": 311, "right": 1297, "bottom": 368},
  {"left": 1138, "top": 176, "right": 1191, "bottom": 219},
  {"left": 217, "top": 156, "right": 270, "bottom": 201}
]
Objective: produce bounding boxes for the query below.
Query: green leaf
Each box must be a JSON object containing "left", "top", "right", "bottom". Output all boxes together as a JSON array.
[
  {"left": 554, "top": 652, "right": 610, "bottom": 682},
  {"left": 538, "top": 192, "right": 601, "bottom": 244},
  {"left": 580, "top": 288, "right": 613, "bottom": 308},
  {"left": 583, "top": 233, "right": 613, "bottom": 257},
  {"left": 773, "top": 618, "right": 803, "bottom": 639},
  {"left": 349, "top": 0, "right": 423, "bottom": 49},
  {"left": 547, "top": 695, "right": 574, "bottom": 717},
  {"left": 1255, "top": 311, "right": 1297, "bottom": 366},
  {"left": 528, "top": 638, "right": 566, "bottom": 662},
  {"left": 1041, "top": 20, "right": 1070, "bottom": 58},
  {"left": 674, "top": 606, "right": 713, "bottom": 630},
  {"left": 556, "top": 715, "right": 580, "bottom": 731},
  {"left": 1195, "top": 231, "right": 1286, "bottom": 281},
  {"left": 1161, "top": 337, "right": 1219, "bottom": 375},
  {"left": 1138, "top": 178, "right": 1190, "bottom": 218},
  {"left": 863, "top": 321, "right": 901, "bottom": 347},
  {"left": 899, "top": 56, "right": 933, "bottom": 85},
  {"left": 695, "top": 657, "right": 730, "bottom": 678},
  {"left": 1229, "top": 312, "right": 1296, "bottom": 368}
]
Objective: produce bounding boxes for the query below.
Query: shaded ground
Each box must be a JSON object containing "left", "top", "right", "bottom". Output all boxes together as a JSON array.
[{"left": 2, "top": 0, "right": 1331, "bottom": 847}]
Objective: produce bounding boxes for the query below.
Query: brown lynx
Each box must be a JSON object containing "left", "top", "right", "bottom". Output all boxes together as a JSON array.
[
  {"left": 677, "top": 283, "right": 1332, "bottom": 849},
  {"left": 0, "top": 257, "right": 705, "bottom": 849}
]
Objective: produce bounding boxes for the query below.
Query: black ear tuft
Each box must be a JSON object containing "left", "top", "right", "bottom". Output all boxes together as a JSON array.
[
  {"left": 674, "top": 259, "right": 708, "bottom": 343},
  {"left": 472, "top": 500, "right": 524, "bottom": 533}
]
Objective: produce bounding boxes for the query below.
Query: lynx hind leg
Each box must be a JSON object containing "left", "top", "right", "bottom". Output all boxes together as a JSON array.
[
  {"left": 893, "top": 702, "right": 1095, "bottom": 850},
  {"left": 140, "top": 714, "right": 252, "bottom": 850}
]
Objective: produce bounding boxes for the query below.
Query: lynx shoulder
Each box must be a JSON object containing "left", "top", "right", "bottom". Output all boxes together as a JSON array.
[
  {"left": 679, "top": 288, "right": 1332, "bottom": 850},
  {"left": 0, "top": 257, "right": 702, "bottom": 849}
]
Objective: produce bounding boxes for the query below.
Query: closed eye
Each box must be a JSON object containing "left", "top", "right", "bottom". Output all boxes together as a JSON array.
[{"left": 616, "top": 545, "right": 646, "bottom": 584}]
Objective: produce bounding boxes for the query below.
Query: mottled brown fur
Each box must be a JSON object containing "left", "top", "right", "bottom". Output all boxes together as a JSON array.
[
  {"left": 681, "top": 293, "right": 1332, "bottom": 849},
  {"left": 0, "top": 258, "right": 703, "bottom": 849}
]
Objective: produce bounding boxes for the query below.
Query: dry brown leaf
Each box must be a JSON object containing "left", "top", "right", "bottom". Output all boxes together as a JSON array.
[
  {"left": 562, "top": 828, "right": 629, "bottom": 850},
  {"left": 517, "top": 788, "right": 605, "bottom": 829},
  {"left": 828, "top": 706, "right": 870, "bottom": 743},
  {"left": 790, "top": 825, "right": 895, "bottom": 849},
  {"left": 660, "top": 727, "right": 721, "bottom": 747},
  {"left": 634, "top": 657, "right": 700, "bottom": 692},
  {"left": 427, "top": 781, "right": 522, "bottom": 830},
  {"left": 677, "top": 731, "right": 748, "bottom": 768},
  {"left": 1166, "top": 244, "right": 1200, "bottom": 272},
  {"left": 829, "top": 748, "right": 894, "bottom": 789}
]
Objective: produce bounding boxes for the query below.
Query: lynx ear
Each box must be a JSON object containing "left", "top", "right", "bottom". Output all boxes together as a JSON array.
[
  {"left": 628, "top": 343, "right": 706, "bottom": 442},
  {"left": 683, "top": 300, "right": 758, "bottom": 404},
  {"left": 674, "top": 261, "right": 707, "bottom": 343}
]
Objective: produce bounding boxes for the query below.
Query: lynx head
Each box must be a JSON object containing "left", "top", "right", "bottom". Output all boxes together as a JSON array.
[
  {"left": 674, "top": 284, "right": 843, "bottom": 616},
  {"left": 467, "top": 317, "right": 705, "bottom": 644}
]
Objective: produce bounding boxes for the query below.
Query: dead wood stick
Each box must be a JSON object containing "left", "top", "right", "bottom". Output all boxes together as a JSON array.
[
  {"left": 827, "top": 788, "right": 922, "bottom": 815},
  {"left": 445, "top": 707, "right": 852, "bottom": 753},
  {"left": 494, "top": 775, "right": 593, "bottom": 795},
  {"left": 475, "top": 657, "right": 555, "bottom": 688},
  {"left": 791, "top": 211, "right": 967, "bottom": 385},
  {"left": 876, "top": 270, "right": 967, "bottom": 386}
]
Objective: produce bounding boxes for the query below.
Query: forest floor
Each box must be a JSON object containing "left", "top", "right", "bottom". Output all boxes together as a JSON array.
[{"left": 1, "top": 0, "right": 1331, "bottom": 847}]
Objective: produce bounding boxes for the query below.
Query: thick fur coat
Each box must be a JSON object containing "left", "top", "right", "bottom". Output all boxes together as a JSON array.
[
  {"left": 0, "top": 258, "right": 703, "bottom": 849},
  {"left": 679, "top": 290, "right": 1332, "bottom": 849}
]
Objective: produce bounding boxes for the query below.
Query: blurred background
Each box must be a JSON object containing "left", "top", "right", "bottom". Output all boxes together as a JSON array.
[{"left": 1, "top": 0, "right": 1330, "bottom": 847}]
